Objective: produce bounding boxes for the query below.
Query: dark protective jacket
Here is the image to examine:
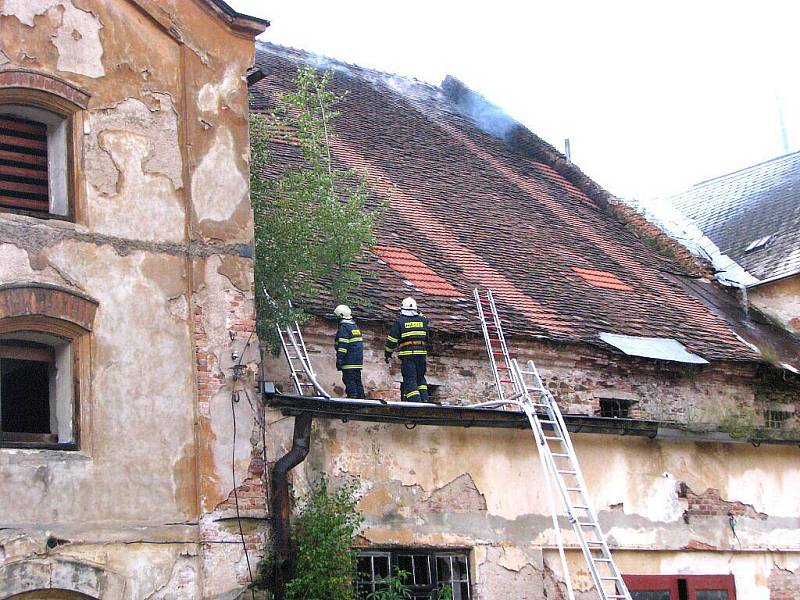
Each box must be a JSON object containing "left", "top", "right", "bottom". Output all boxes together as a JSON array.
[
  {"left": 335, "top": 318, "right": 363, "bottom": 369},
  {"left": 385, "top": 313, "right": 429, "bottom": 359}
]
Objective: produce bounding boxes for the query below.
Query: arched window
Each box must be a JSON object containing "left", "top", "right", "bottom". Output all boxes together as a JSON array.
[
  {"left": 0, "top": 284, "right": 97, "bottom": 449},
  {"left": 0, "top": 69, "right": 89, "bottom": 220}
]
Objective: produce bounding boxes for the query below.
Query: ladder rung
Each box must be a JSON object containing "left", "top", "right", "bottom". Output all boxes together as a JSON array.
[
  {"left": 566, "top": 487, "right": 582, "bottom": 492},
  {"left": 592, "top": 558, "right": 612, "bottom": 562},
  {"left": 496, "top": 366, "right": 510, "bottom": 370},
  {"left": 600, "top": 577, "right": 622, "bottom": 581},
  {"left": 551, "top": 453, "right": 570, "bottom": 458},
  {"left": 558, "top": 470, "right": 577, "bottom": 475},
  {"left": 499, "top": 379, "right": 512, "bottom": 383},
  {"left": 577, "top": 522, "right": 599, "bottom": 528},
  {"left": 572, "top": 504, "right": 589, "bottom": 509},
  {"left": 544, "top": 436, "right": 563, "bottom": 441}
]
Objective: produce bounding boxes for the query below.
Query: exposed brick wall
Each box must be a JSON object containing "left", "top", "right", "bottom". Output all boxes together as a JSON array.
[
  {"left": 194, "top": 304, "right": 225, "bottom": 418},
  {"left": 286, "top": 320, "right": 800, "bottom": 431},
  {"left": 769, "top": 566, "right": 800, "bottom": 600},
  {"left": 678, "top": 484, "right": 767, "bottom": 520}
]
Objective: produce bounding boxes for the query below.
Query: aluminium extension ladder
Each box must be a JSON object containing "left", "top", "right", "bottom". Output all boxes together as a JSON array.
[
  {"left": 473, "top": 288, "right": 631, "bottom": 600},
  {"left": 276, "top": 319, "right": 331, "bottom": 399},
  {"left": 263, "top": 286, "right": 330, "bottom": 399}
]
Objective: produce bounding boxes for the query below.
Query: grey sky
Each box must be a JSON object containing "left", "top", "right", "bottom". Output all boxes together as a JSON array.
[{"left": 230, "top": 1, "right": 799, "bottom": 202}]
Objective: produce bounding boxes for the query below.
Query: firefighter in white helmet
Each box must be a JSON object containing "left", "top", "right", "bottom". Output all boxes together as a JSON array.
[
  {"left": 334, "top": 304, "right": 364, "bottom": 398},
  {"left": 384, "top": 297, "right": 430, "bottom": 402}
]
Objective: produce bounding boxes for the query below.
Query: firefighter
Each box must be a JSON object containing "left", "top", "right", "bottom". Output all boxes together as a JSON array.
[
  {"left": 334, "top": 304, "right": 364, "bottom": 399},
  {"left": 384, "top": 297, "right": 430, "bottom": 402}
]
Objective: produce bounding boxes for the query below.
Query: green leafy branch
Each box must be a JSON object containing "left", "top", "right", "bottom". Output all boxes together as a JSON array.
[{"left": 251, "top": 67, "right": 379, "bottom": 351}]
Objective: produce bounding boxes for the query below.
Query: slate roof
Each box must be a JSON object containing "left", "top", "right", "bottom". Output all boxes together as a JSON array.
[
  {"left": 670, "top": 152, "right": 800, "bottom": 284},
  {"left": 250, "top": 42, "right": 800, "bottom": 369}
]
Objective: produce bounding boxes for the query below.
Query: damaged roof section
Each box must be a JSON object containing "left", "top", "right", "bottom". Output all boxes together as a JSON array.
[
  {"left": 251, "top": 43, "right": 800, "bottom": 371},
  {"left": 670, "top": 151, "right": 800, "bottom": 284}
]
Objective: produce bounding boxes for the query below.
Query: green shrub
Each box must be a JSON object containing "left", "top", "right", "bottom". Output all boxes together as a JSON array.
[{"left": 285, "top": 475, "right": 363, "bottom": 600}]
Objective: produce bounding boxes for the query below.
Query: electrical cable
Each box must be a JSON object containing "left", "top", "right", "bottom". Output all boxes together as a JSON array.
[{"left": 231, "top": 389, "right": 256, "bottom": 600}]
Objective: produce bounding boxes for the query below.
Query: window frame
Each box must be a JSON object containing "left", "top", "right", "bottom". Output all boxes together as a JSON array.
[
  {"left": 0, "top": 69, "right": 89, "bottom": 222},
  {"left": 356, "top": 548, "right": 472, "bottom": 599},
  {"left": 624, "top": 574, "right": 736, "bottom": 600},
  {"left": 0, "top": 284, "right": 97, "bottom": 451}
]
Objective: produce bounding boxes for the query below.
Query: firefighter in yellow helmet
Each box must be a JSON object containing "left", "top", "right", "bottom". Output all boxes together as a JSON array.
[
  {"left": 334, "top": 304, "right": 364, "bottom": 398},
  {"left": 384, "top": 298, "right": 430, "bottom": 402}
]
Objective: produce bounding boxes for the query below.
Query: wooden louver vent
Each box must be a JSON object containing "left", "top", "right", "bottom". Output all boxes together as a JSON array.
[{"left": 0, "top": 115, "right": 49, "bottom": 212}]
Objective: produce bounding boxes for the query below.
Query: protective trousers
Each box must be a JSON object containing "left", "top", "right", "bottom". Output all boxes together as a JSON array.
[
  {"left": 342, "top": 369, "right": 365, "bottom": 399},
  {"left": 400, "top": 355, "right": 428, "bottom": 402}
]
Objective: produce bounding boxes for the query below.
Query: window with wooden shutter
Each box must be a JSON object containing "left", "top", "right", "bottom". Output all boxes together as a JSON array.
[{"left": 0, "top": 114, "right": 50, "bottom": 213}]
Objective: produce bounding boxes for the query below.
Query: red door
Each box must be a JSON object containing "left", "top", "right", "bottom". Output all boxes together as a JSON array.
[
  {"left": 686, "top": 574, "right": 736, "bottom": 600},
  {"left": 623, "top": 574, "right": 736, "bottom": 600},
  {"left": 624, "top": 575, "right": 680, "bottom": 599}
]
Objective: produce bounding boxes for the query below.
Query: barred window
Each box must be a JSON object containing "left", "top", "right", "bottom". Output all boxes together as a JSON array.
[{"left": 356, "top": 549, "right": 471, "bottom": 599}]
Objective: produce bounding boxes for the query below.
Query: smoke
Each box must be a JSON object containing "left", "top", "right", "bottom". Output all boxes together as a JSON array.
[{"left": 441, "top": 76, "right": 519, "bottom": 140}]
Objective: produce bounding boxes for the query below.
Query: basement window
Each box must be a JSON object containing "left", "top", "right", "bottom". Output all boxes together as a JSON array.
[
  {"left": 764, "top": 409, "right": 792, "bottom": 430},
  {"left": 0, "top": 333, "right": 74, "bottom": 445},
  {"left": 356, "top": 549, "right": 471, "bottom": 599},
  {"left": 599, "top": 398, "right": 636, "bottom": 418}
]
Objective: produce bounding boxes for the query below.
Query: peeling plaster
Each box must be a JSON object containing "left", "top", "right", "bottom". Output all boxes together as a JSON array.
[
  {"left": 0, "top": 242, "right": 69, "bottom": 286},
  {"left": 191, "top": 128, "right": 248, "bottom": 223},
  {"left": 198, "top": 66, "right": 242, "bottom": 114},
  {"left": 86, "top": 127, "right": 185, "bottom": 242},
  {"left": 1, "top": 0, "right": 104, "bottom": 77},
  {"left": 86, "top": 95, "right": 183, "bottom": 194}
]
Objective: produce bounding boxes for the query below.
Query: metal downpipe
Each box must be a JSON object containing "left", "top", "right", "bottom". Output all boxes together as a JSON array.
[{"left": 271, "top": 412, "right": 313, "bottom": 599}]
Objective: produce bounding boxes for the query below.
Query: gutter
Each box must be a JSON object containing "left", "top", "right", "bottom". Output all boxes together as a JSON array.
[{"left": 271, "top": 413, "right": 313, "bottom": 600}]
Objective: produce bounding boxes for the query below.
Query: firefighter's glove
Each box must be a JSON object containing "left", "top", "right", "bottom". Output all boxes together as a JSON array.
[
  {"left": 336, "top": 360, "right": 343, "bottom": 371},
  {"left": 384, "top": 353, "right": 391, "bottom": 364}
]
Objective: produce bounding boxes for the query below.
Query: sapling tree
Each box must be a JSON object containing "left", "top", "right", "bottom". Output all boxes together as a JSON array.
[{"left": 250, "top": 67, "right": 378, "bottom": 350}]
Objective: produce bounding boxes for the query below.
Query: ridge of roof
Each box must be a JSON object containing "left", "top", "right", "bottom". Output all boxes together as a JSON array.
[{"left": 692, "top": 150, "right": 800, "bottom": 188}]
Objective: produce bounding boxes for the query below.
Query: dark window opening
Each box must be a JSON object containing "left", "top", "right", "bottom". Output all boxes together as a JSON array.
[
  {"left": 0, "top": 115, "right": 50, "bottom": 213},
  {"left": 0, "top": 335, "right": 71, "bottom": 445},
  {"left": 357, "top": 549, "right": 471, "bottom": 599},
  {"left": 764, "top": 409, "right": 791, "bottom": 430},
  {"left": 599, "top": 398, "right": 635, "bottom": 418}
]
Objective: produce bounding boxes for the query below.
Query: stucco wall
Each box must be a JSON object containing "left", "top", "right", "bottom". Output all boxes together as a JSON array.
[
  {"left": 0, "top": 1, "right": 262, "bottom": 598},
  {"left": 750, "top": 275, "right": 800, "bottom": 334},
  {"left": 263, "top": 319, "right": 800, "bottom": 598}
]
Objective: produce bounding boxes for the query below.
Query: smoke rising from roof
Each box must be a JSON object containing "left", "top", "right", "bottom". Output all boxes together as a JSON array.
[{"left": 441, "top": 76, "right": 519, "bottom": 140}]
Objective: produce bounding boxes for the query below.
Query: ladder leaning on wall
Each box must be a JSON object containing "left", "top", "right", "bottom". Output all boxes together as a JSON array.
[
  {"left": 473, "top": 288, "right": 632, "bottom": 600},
  {"left": 263, "top": 287, "right": 331, "bottom": 399}
]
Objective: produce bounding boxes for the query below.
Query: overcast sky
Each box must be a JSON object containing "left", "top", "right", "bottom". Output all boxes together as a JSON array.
[{"left": 229, "top": 1, "right": 799, "bottom": 202}]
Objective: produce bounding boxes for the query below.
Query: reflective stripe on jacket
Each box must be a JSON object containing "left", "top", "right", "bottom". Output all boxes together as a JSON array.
[
  {"left": 335, "top": 318, "right": 363, "bottom": 368},
  {"left": 385, "top": 313, "right": 429, "bottom": 358}
]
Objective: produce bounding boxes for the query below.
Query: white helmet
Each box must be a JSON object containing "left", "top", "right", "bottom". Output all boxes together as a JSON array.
[
  {"left": 334, "top": 304, "right": 352, "bottom": 319},
  {"left": 400, "top": 297, "right": 417, "bottom": 311}
]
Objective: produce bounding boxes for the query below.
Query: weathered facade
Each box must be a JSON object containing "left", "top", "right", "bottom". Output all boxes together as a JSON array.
[
  {"left": 0, "top": 1, "right": 267, "bottom": 598},
  {"left": 253, "top": 43, "right": 800, "bottom": 600}
]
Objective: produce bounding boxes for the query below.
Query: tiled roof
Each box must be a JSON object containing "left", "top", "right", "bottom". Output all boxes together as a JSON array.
[
  {"left": 250, "top": 42, "right": 800, "bottom": 368},
  {"left": 670, "top": 152, "right": 800, "bottom": 283}
]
